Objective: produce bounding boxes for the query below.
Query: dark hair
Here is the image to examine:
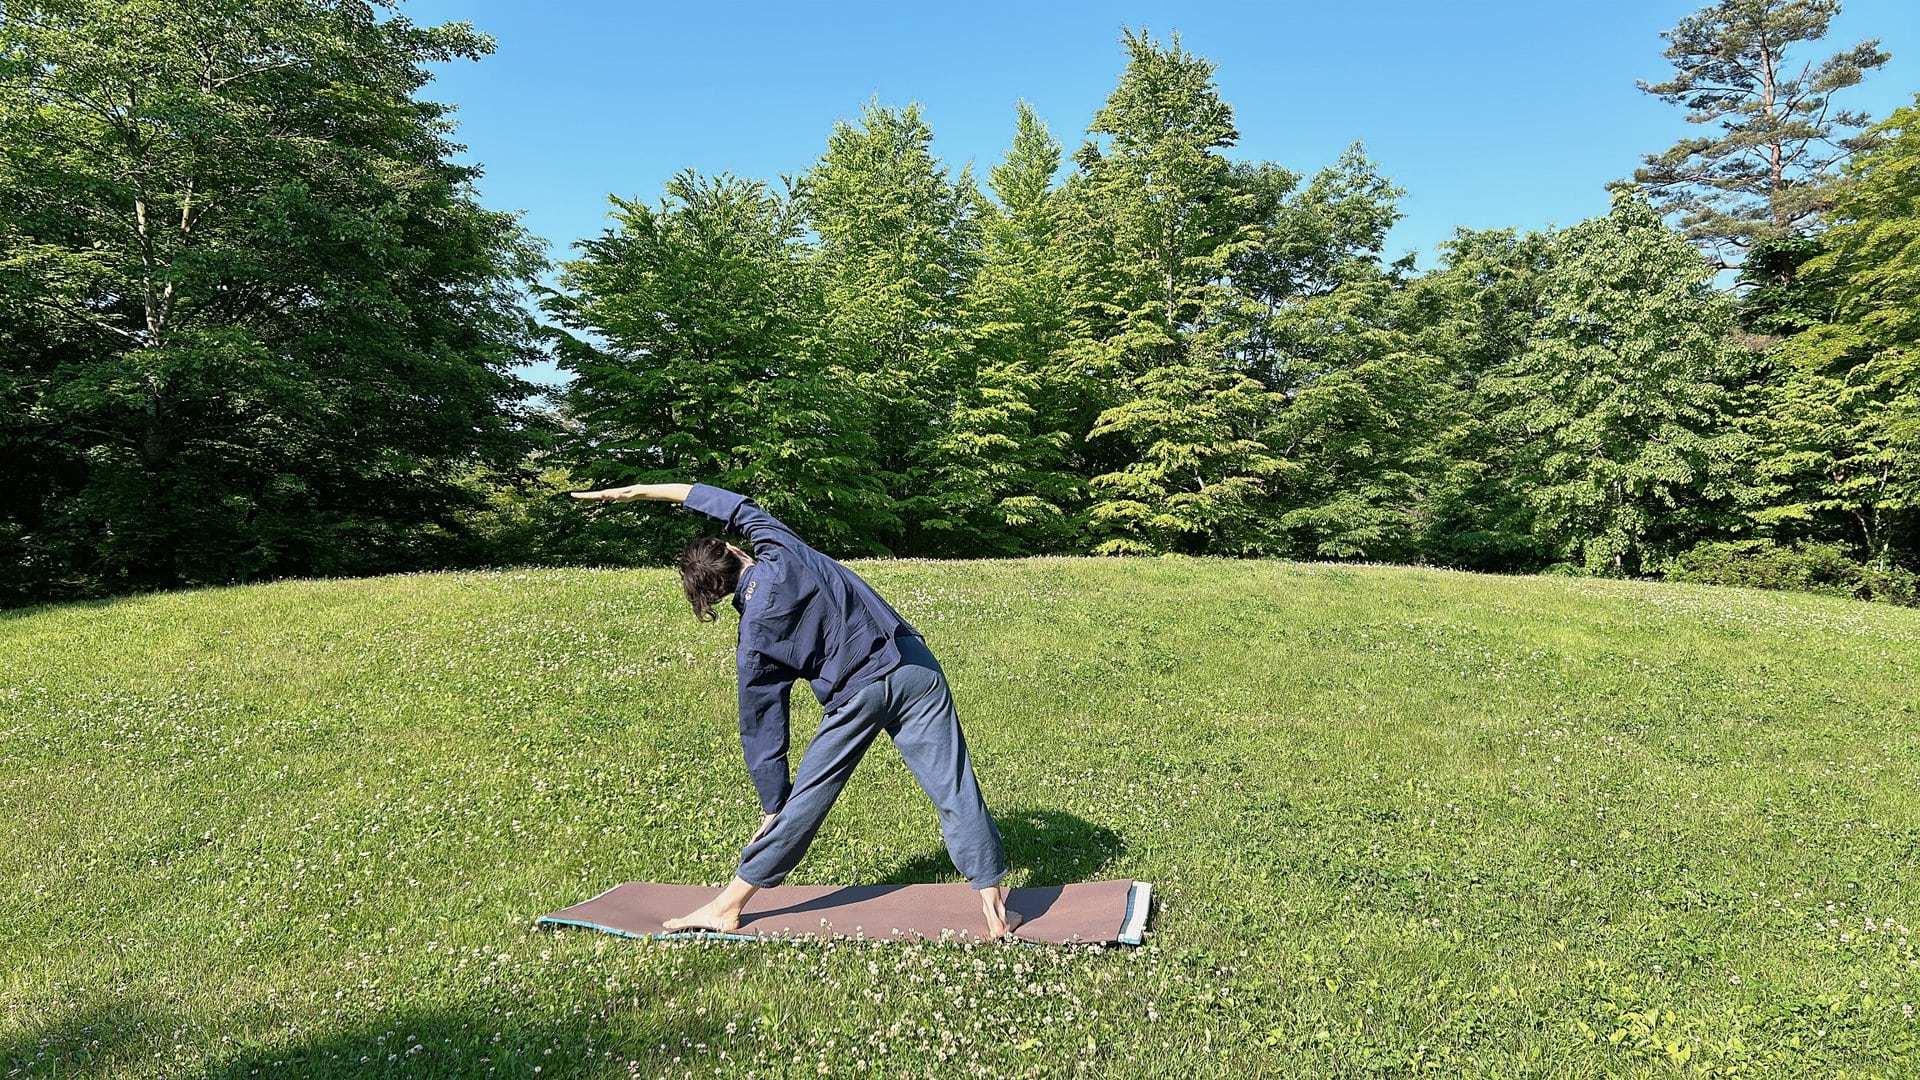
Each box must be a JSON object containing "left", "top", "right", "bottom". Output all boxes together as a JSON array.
[{"left": 679, "top": 538, "right": 743, "bottom": 622}]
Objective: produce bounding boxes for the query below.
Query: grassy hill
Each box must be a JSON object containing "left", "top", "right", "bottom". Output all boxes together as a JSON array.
[{"left": 4, "top": 559, "right": 1919, "bottom": 1078}]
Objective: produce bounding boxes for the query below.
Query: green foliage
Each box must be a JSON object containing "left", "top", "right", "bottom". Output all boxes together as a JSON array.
[
  {"left": 1625, "top": 0, "right": 1892, "bottom": 268},
  {"left": 1233, "top": 145, "right": 1404, "bottom": 307},
  {"left": 1755, "top": 99, "right": 1920, "bottom": 566},
  {"left": 931, "top": 103, "right": 1081, "bottom": 555},
  {"left": 12, "top": 11, "right": 1917, "bottom": 602},
  {"left": 918, "top": 356, "right": 1078, "bottom": 556},
  {"left": 1268, "top": 272, "right": 1452, "bottom": 561},
  {"left": 1662, "top": 538, "right": 1918, "bottom": 603},
  {"left": 1490, "top": 193, "right": 1753, "bottom": 575},
  {"left": 1062, "top": 30, "right": 1287, "bottom": 555},
  {"left": 1242, "top": 150, "right": 1452, "bottom": 563},
  {"left": 1396, "top": 229, "right": 1560, "bottom": 570},
  {"left": 0, "top": 0, "right": 545, "bottom": 605},
  {"left": 545, "top": 171, "right": 887, "bottom": 558},
  {"left": 1735, "top": 235, "right": 1829, "bottom": 335},
  {"left": 1087, "top": 352, "right": 1288, "bottom": 555},
  {"left": 804, "top": 101, "right": 984, "bottom": 554},
  {"left": 1809, "top": 99, "right": 1920, "bottom": 355}
]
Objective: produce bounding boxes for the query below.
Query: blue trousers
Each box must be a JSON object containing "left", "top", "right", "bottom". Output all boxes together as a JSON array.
[{"left": 736, "top": 636, "right": 1007, "bottom": 890}]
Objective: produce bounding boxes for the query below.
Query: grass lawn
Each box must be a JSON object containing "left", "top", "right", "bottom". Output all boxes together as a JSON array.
[{"left": 4, "top": 558, "right": 1919, "bottom": 1078}]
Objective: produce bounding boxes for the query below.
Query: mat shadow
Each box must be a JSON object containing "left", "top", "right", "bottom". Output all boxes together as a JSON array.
[{"left": 871, "top": 807, "right": 1124, "bottom": 888}]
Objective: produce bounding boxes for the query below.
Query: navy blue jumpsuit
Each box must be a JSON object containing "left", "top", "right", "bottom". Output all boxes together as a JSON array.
[{"left": 683, "top": 484, "right": 1008, "bottom": 890}]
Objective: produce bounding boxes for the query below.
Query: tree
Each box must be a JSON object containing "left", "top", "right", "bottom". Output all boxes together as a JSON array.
[
  {"left": 1267, "top": 270, "right": 1454, "bottom": 562},
  {"left": 1625, "top": 0, "right": 1891, "bottom": 271},
  {"left": 1397, "top": 228, "right": 1560, "bottom": 570},
  {"left": 1229, "top": 145, "right": 1403, "bottom": 314},
  {"left": 1063, "top": 29, "right": 1285, "bottom": 554},
  {"left": 1490, "top": 193, "right": 1752, "bottom": 575},
  {"left": 0, "top": 0, "right": 545, "bottom": 604},
  {"left": 932, "top": 102, "right": 1081, "bottom": 555},
  {"left": 1755, "top": 98, "right": 1920, "bottom": 567},
  {"left": 802, "top": 100, "right": 984, "bottom": 554},
  {"left": 1240, "top": 149, "right": 1449, "bottom": 562},
  {"left": 546, "top": 172, "right": 885, "bottom": 557}
]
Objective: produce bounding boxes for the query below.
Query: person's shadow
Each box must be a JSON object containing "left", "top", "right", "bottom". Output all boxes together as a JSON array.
[
  {"left": 871, "top": 807, "right": 1124, "bottom": 887},
  {"left": 868, "top": 808, "right": 1125, "bottom": 927}
]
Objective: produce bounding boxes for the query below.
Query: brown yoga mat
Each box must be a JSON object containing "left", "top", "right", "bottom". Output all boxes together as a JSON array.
[{"left": 537, "top": 879, "right": 1152, "bottom": 946}]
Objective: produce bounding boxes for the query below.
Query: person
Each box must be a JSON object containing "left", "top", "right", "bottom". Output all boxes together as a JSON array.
[{"left": 570, "top": 481, "right": 1014, "bottom": 939}]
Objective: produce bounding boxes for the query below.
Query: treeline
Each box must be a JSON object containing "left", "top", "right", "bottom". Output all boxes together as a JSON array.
[{"left": 3, "top": 1, "right": 1916, "bottom": 607}]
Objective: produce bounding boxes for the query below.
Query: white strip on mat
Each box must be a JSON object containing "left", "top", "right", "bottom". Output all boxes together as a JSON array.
[{"left": 1119, "top": 881, "right": 1153, "bottom": 945}]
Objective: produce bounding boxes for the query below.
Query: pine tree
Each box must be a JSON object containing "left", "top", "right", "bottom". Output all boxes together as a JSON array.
[
  {"left": 930, "top": 102, "right": 1081, "bottom": 554},
  {"left": 1625, "top": 0, "right": 1891, "bottom": 270}
]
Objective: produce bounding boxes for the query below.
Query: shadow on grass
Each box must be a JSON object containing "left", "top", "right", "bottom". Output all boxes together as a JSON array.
[
  {"left": 0, "top": 997, "right": 179, "bottom": 1078},
  {"left": 872, "top": 807, "right": 1124, "bottom": 887},
  {"left": 189, "top": 999, "right": 734, "bottom": 1080},
  {"left": 3, "top": 983, "right": 732, "bottom": 1079},
  {"left": 0, "top": 591, "right": 152, "bottom": 622}
]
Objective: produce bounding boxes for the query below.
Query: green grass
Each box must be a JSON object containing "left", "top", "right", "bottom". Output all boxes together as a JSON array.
[{"left": 4, "top": 558, "right": 1920, "bottom": 1078}]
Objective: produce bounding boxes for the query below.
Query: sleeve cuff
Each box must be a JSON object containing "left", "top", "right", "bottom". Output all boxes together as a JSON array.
[
  {"left": 749, "top": 768, "right": 791, "bottom": 816},
  {"left": 684, "top": 483, "right": 747, "bottom": 527}
]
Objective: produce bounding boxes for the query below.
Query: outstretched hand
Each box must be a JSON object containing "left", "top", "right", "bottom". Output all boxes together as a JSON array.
[{"left": 569, "top": 483, "right": 692, "bottom": 504}]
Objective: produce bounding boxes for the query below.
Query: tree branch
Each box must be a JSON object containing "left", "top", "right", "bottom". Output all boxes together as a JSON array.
[{"left": 208, "top": 57, "right": 308, "bottom": 90}]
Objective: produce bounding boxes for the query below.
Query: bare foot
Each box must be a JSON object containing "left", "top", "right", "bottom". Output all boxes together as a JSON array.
[
  {"left": 662, "top": 876, "right": 760, "bottom": 933},
  {"left": 979, "top": 885, "right": 1018, "bottom": 940},
  {"left": 662, "top": 901, "right": 741, "bottom": 933}
]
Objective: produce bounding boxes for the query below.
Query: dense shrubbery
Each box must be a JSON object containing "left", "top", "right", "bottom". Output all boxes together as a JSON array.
[{"left": 1662, "top": 540, "right": 1919, "bottom": 605}]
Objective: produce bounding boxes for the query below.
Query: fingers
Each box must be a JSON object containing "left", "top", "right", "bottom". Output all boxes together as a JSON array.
[
  {"left": 750, "top": 814, "right": 777, "bottom": 843},
  {"left": 569, "top": 486, "right": 636, "bottom": 502}
]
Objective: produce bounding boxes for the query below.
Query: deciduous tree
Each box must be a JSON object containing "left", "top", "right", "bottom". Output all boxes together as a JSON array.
[
  {"left": 1756, "top": 98, "right": 1920, "bottom": 566},
  {"left": 546, "top": 172, "right": 884, "bottom": 556},
  {"left": 0, "top": 0, "right": 545, "bottom": 603},
  {"left": 934, "top": 102, "right": 1080, "bottom": 554},
  {"left": 803, "top": 101, "right": 984, "bottom": 553},
  {"left": 1492, "top": 193, "right": 1752, "bottom": 574}
]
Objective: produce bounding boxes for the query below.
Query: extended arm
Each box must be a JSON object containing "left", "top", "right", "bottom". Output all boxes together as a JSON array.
[
  {"left": 573, "top": 482, "right": 800, "bottom": 554},
  {"left": 738, "top": 661, "right": 794, "bottom": 815},
  {"left": 569, "top": 483, "right": 692, "bottom": 504}
]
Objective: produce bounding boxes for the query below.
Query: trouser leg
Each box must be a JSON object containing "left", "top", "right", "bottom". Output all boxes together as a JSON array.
[
  {"left": 885, "top": 639, "right": 1008, "bottom": 890},
  {"left": 735, "top": 680, "right": 887, "bottom": 888}
]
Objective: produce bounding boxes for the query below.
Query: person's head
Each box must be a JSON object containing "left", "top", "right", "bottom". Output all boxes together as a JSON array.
[{"left": 678, "top": 538, "right": 748, "bottom": 622}]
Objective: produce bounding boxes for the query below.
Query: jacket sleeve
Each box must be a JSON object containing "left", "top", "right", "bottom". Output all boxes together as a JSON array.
[
  {"left": 736, "top": 653, "right": 794, "bottom": 815},
  {"left": 683, "top": 484, "right": 803, "bottom": 551}
]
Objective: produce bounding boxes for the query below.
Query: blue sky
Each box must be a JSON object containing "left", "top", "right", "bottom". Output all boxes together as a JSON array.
[{"left": 402, "top": 0, "right": 1918, "bottom": 386}]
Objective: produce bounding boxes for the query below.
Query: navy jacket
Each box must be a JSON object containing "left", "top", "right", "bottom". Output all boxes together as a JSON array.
[{"left": 683, "top": 484, "right": 922, "bottom": 814}]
